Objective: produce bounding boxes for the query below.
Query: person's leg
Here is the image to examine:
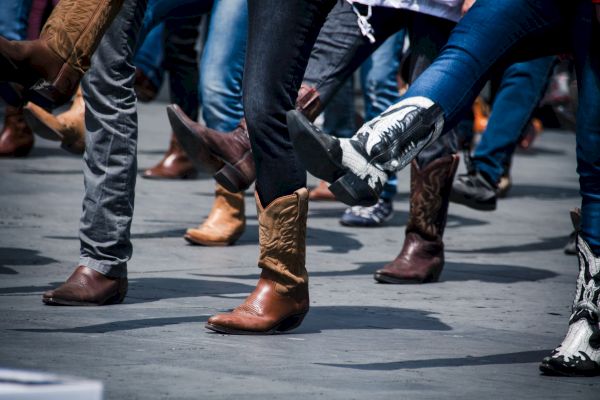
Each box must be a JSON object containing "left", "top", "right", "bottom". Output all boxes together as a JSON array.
[
  {"left": 43, "top": 0, "right": 147, "bottom": 306},
  {"left": 206, "top": 0, "right": 336, "bottom": 335},
  {"left": 287, "top": 0, "right": 570, "bottom": 206},
  {"left": 541, "top": 2, "right": 600, "bottom": 377},
  {"left": 0, "top": 0, "right": 34, "bottom": 157},
  {"left": 142, "top": 16, "right": 201, "bottom": 180},
  {"left": 134, "top": 23, "right": 165, "bottom": 94},
  {"left": 451, "top": 56, "right": 555, "bottom": 211}
]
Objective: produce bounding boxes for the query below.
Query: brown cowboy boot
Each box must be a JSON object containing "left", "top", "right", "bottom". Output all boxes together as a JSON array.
[
  {"left": 184, "top": 184, "right": 246, "bottom": 246},
  {"left": 167, "top": 104, "right": 254, "bottom": 191},
  {"left": 206, "top": 188, "right": 310, "bottom": 334},
  {"left": 23, "top": 87, "right": 86, "bottom": 154},
  {"left": 309, "top": 180, "right": 336, "bottom": 201},
  {"left": 0, "top": 105, "right": 34, "bottom": 157},
  {"left": 374, "top": 154, "right": 459, "bottom": 284},
  {"left": 142, "top": 134, "right": 198, "bottom": 179},
  {"left": 0, "top": 0, "right": 124, "bottom": 109},
  {"left": 42, "top": 266, "right": 128, "bottom": 306}
]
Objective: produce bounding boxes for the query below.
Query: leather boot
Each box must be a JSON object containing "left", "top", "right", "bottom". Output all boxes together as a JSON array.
[
  {"left": 374, "top": 154, "right": 459, "bottom": 284},
  {"left": 42, "top": 266, "right": 128, "bottom": 306},
  {"left": 0, "top": 105, "right": 34, "bottom": 157},
  {"left": 0, "top": 0, "right": 124, "bottom": 109},
  {"left": 142, "top": 134, "right": 198, "bottom": 180},
  {"left": 206, "top": 188, "right": 310, "bottom": 334},
  {"left": 184, "top": 184, "right": 246, "bottom": 246},
  {"left": 309, "top": 180, "right": 336, "bottom": 201},
  {"left": 23, "top": 86, "right": 85, "bottom": 155},
  {"left": 168, "top": 104, "right": 254, "bottom": 191}
]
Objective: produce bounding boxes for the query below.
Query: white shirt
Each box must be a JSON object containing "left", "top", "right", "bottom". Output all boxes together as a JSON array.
[{"left": 349, "top": 0, "right": 464, "bottom": 22}]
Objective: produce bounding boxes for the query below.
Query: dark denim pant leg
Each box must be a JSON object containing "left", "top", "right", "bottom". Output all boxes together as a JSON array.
[
  {"left": 79, "top": 0, "right": 147, "bottom": 278},
  {"left": 164, "top": 17, "right": 202, "bottom": 121},
  {"left": 134, "top": 23, "right": 165, "bottom": 90},
  {"left": 0, "top": 0, "right": 33, "bottom": 40},
  {"left": 244, "top": 0, "right": 336, "bottom": 205},
  {"left": 200, "top": 0, "right": 248, "bottom": 132},
  {"left": 473, "top": 57, "right": 555, "bottom": 183},
  {"left": 572, "top": 4, "right": 600, "bottom": 255}
]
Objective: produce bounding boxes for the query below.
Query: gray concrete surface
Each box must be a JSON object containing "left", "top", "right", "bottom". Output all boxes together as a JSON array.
[{"left": 1, "top": 102, "right": 598, "bottom": 399}]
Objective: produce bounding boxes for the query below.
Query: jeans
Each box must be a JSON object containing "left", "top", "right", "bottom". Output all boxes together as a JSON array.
[
  {"left": 200, "top": 0, "right": 248, "bottom": 132},
  {"left": 244, "top": 0, "right": 337, "bottom": 205},
  {"left": 322, "top": 78, "right": 355, "bottom": 139},
  {"left": 405, "top": 0, "right": 600, "bottom": 254},
  {"left": 79, "top": 0, "right": 147, "bottom": 278},
  {"left": 134, "top": 23, "right": 165, "bottom": 90},
  {"left": 0, "top": 0, "right": 32, "bottom": 40},
  {"left": 473, "top": 57, "right": 555, "bottom": 184}
]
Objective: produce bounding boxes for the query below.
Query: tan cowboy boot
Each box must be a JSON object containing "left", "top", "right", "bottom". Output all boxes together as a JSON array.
[
  {"left": 0, "top": 0, "right": 124, "bottom": 108},
  {"left": 23, "top": 87, "right": 86, "bottom": 154},
  {"left": 0, "top": 105, "right": 34, "bottom": 157},
  {"left": 309, "top": 180, "right": 336, "bottom": 201},
  {"left": 142, "top": 134, "right": 198, "bottom": 179},
  {"left": 206, "top": 188, "right": 310, "bottom": 334},
  {"left": 184, "top": 184, "right": 246, "bottom": 246},
  {"left": 374, "top": 154, "right": 459, "bottom": 283}
]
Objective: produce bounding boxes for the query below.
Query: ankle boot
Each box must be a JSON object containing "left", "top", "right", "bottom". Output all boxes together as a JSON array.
[
  {"left": 287, "top": 96, "right": 445, "bottom": 207},
  {"left": 184, "top": 184, "right": 246, "bottom": 246},
  {"left": 42, "top": 265, "right": 128, "bottom": 306},
  {"left": 168, "top": 104, "right": 254, "bottom": 191},
  {"left": 0, "top": 105, "right": 34, "bottom": 157},
  {"left": 206, "top": 188, "right": 310, "bottom": 334},
  {"left": 374, "top": 154, "right": 459, "bottom": 284},
  {"left": 23, "top": 86, "right": 85, "bottom": 154},
  {"left": 540, "top": 235, "right": 600, "bottom": 376},
  {"left": 0, "top": 0, "right": 124, "bottom": 109},
  {"left": 142, "top": 133, "right": 198, "bottom": 180}
]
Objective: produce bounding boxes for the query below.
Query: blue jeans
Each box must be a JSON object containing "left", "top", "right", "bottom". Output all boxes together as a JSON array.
[
  {"left": 405, "top": 0, "right": 600, "bottom": 254},
  {"left": 134, "top": 23, "right": 165, "bottom": 90},
  {"left": 473, "top": 57, "right": 555, "bottom": 184},
  {"left": 200, "top": 0, "right": 248, "bottom": 132},
  {"left": 0, "top": 0, "right": 32, "bottom": 40}
]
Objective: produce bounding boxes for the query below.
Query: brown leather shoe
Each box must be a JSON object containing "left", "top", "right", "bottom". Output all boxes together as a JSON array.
[
  {"left": 0, "top": 105, "right": 34, "bottom": 157},
  {"left": 168, "top": 104, "right": 254, "bottom": 192},
  {"left": 142, "top": 133, "right": 198, "bottom": 179},
  {"left": 23, "top": 86, "right": 85, "bottom": 155},
  {"left": 309, "top": 180, "right": 336, "bottom": 201},
  {"left": 42, "top": 266, "right": 127, "bottom": 306},
  {"left": 375, "top": 155, "right": 459, "bottom": 284},
  {"left": 0, "top": 0, "right": 124, "bottom": 109},
  {"left": 185, "top": 184, "right": 246, "bottom": 246},
  {"left": 206, "top": 188, "right": 310, "bottom": 334},
  {"left": 134, "top": 68, "right": 159, "bottom": 103}
]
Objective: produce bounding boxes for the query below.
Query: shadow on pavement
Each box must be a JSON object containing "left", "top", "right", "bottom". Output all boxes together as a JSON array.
[
  {"left": 193, "top": 261, "right": 557, "bottom": 284},
  {"left": 0, "top": 247, "right": 58, "bottom": 275},
  {"left": 316, "top": 349, "right": 551, "bottom": 370},
  {"left": 506, "top": 184, "right": 579, "bottom": 199},
  {"left": 449, "top": 235, "right": 567, "bottom": 254}
]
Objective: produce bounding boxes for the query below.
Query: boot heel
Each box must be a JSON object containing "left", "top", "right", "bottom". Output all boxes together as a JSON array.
[
  {"left": 214, "top": 164, "right": 248, "bottom": 193},
  {"left": 329, "top": 172, "right": 379, "bottom": 207},
  {"left": 276, "top": 311, "right": 308, "bottom": 333}
]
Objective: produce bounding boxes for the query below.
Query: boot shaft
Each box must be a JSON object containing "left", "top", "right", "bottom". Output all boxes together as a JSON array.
[
  {"left": 572, "top": 235, "right": 600, "bottom": 320},
  {"left": 256, "top": 188, "right": 309, "bottom": 294},
  {"left": 406, "top": 154, "right": 459, "bottom": 240}
]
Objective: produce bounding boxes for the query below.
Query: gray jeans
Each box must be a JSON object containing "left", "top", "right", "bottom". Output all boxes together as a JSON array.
[{"left": 79, "top": 0, "right": 147, "bottom": 278}]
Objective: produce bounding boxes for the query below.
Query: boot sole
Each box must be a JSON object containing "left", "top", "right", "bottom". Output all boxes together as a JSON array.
[
  {"left": 22, "top": 106, "right": 64, "bottom": 141},
  {"left": 184, "top": 233, "right": 240, "bottom": 247},
  {"left": 373, "top": 272, "right": 438, "bottom": 284},
  {"left": 205, "top": 311, "right": 308, "bottom": 335},
  {"left": 539, "top": 362, "right": 600, "bottom": 377},
  {"left": 449, "top": 189, "right": 496, "bottom": 211},
  {"left": 42, "top": 290, "right": 127, "bottom": 306},
  {"left": 287, "top": 110, "right": 378, "bottom": 206}
]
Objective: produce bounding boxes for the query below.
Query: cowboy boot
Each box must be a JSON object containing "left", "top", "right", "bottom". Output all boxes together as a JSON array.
[
  {"left": 184, "top": 184, "right": 246, "bottom": 246},
  {"left": 206, "top": 188, "right": 310, "bottom": 334},
  {"left": 23, "top": 86, "right": 86, "bottom": 155},
  {"left": 42, "top": 266, "right": 128, "bottom": 306},
  {"left": 309, "top": 180, "right": 336, "bottom": 201},
  {"left": 167, "top": 104, "right": 254, "bottom": 191},
  {"left": 374, "top": 154, "right": 459, "bottom": 284},
  {"left": 0, "top": 105, "right": 34, "bottom": 157},
  {"left": 540, "top": 235, "right": 600, "bottom": 376},
  {"left": 287, "top": 96, "right": 445, "bottom": 206},
  {"left": 0, "top": 0, "right": 125, "bottom": 109},
  {"left": 142, "top": 133, "right": 198, "bottom": 180}
]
